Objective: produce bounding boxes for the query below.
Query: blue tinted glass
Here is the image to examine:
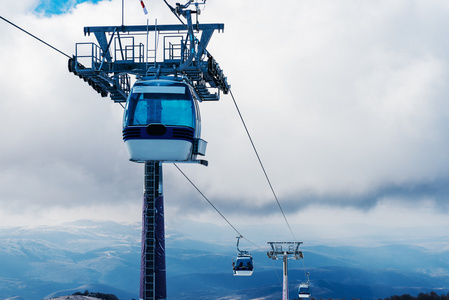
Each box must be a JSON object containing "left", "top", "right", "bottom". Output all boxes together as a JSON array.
[
  {"left": 124, "top": 90, "right": 195, "bottom": 128},
  {"left": 236, "top": 258, "right": 253, "bottom": 269}
]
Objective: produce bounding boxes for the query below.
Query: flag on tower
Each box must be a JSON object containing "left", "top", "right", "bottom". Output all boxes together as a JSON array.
[{"left": 140, "top": 0, "right": 148, "bottom": 15}]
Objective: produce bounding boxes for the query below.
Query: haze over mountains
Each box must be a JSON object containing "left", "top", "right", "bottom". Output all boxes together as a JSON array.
[{"left": 1, "top": 220, "right": 449, "bottom": 300}]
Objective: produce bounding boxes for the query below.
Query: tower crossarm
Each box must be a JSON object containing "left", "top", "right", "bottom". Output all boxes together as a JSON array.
[
  {"left": 69, "top": 19, "right": 229, "bottom": 103},
  {"left": 266, "top": 242, "right": 304, "bottom": 260},
  {"left": 83, "top": 24, "right": 225, "bottom": 35}
]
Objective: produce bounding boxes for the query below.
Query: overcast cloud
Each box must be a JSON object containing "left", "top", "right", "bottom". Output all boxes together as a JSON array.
[{"left": 2, "top": 0, "right": 449, "bottom": 247}]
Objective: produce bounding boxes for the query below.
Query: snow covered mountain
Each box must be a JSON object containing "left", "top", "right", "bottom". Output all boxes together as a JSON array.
[{"left": 1, "top": 220, "right": 449, "bottom": 300}]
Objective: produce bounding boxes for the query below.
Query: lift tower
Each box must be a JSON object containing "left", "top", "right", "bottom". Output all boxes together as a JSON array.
[
  {"left": 69, "top": 1, "right": 230, "bottom": 299},
  {"left": 267, "top": 242, "right": 304, "bottom": 300}
]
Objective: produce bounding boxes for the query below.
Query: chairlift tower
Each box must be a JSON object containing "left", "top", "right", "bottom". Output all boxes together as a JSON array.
[
  {"left": 267, "top": 242, "right": 304, "bottom": 300},
  {"left": 69, "top": 1, "right": 230, "bottom": 299}
]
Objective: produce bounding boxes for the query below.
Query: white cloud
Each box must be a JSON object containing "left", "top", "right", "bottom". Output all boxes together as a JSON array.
[{"left": 2, "top": 0, "right": 449, "bottom": 247}]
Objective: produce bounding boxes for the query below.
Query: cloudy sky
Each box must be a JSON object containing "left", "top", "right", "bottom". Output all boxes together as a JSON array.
[{"left": 2, "top": 0, "right": 449, "bottom": 251}]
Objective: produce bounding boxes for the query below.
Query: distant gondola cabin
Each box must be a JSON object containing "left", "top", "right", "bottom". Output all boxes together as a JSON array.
[
  {"left": 298, "top": 282, "right": 311, "bottom": 299},
  {"left": 234, "top": 255, "right": 254, "bottom": 276}
]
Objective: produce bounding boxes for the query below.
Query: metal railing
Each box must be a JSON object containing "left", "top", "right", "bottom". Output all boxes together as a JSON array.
[{"left": 75, "top": 42, "right": 102, "bottom": 71}]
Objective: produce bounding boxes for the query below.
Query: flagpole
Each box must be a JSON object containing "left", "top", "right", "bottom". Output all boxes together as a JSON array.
[{"left": 122, "top": 0, "right": 124, "bottom": 26}]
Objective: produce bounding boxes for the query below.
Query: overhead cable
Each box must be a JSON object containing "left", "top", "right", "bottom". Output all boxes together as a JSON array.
[
  {"left": 159, "top": 0, "right": 297, "bottom": 244},
  {"left": 162, "top": 0, "right": 187, "bottom": 27},
  {"left": 173, "top": 162, "right": 283, "bottom": 284},
  {"left": 173, "top": 163, "right": 263, "bottom": 250},
  {"left": 0, "top": 15, "right": 72, "bottom": 59},
  {"left": 229, "top": 89, "right": 297, "bottom": 242},
  {"left": 173, "top": 163, "right": 241, "bottom": 235}
]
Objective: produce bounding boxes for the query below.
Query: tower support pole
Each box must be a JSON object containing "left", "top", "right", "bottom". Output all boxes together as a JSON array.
[
  {"left": 267, "top": 242, "right": 303, "bottom": 300},
  {"left": 140, "top": 161, "right": 166, "bottom": 300},
  {"left": 283, "top": 253, "right": 289, "bottom": 300}
]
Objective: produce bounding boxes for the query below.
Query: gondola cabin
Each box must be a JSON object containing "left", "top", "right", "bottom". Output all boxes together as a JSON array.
[
  {"left": 298, "top": 272, "right": 311, "bottom": 299},
  {"left": 234, "top": 254, "right": 254, "bottom": 276},
  {"left": 298, "top": 282, "right": 311, "bottom": 299},
  {"left": 233, "top": 235, "right": 254, "bottom": 276},
  {"left": 122, "top": 79, "right": 207, "bottom": 163}
]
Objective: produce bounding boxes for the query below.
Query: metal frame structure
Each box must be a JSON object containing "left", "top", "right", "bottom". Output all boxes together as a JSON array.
[
  {"left": 68, "top": 15, "right": 230, "bottom": 102},
  {"left": 267, "top": 242, "right": 304, "bottom": 300},
  {"left": 236, "top": 235, "right": 250, "bottom": 256},
  {"left": 69, "top": 2, "right": 230, "bottom": 299}
]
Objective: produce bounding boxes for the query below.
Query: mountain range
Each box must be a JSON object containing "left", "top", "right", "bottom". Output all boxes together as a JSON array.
[{"left": 1, "top": 220, "right": 449, "bottom": 300}]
